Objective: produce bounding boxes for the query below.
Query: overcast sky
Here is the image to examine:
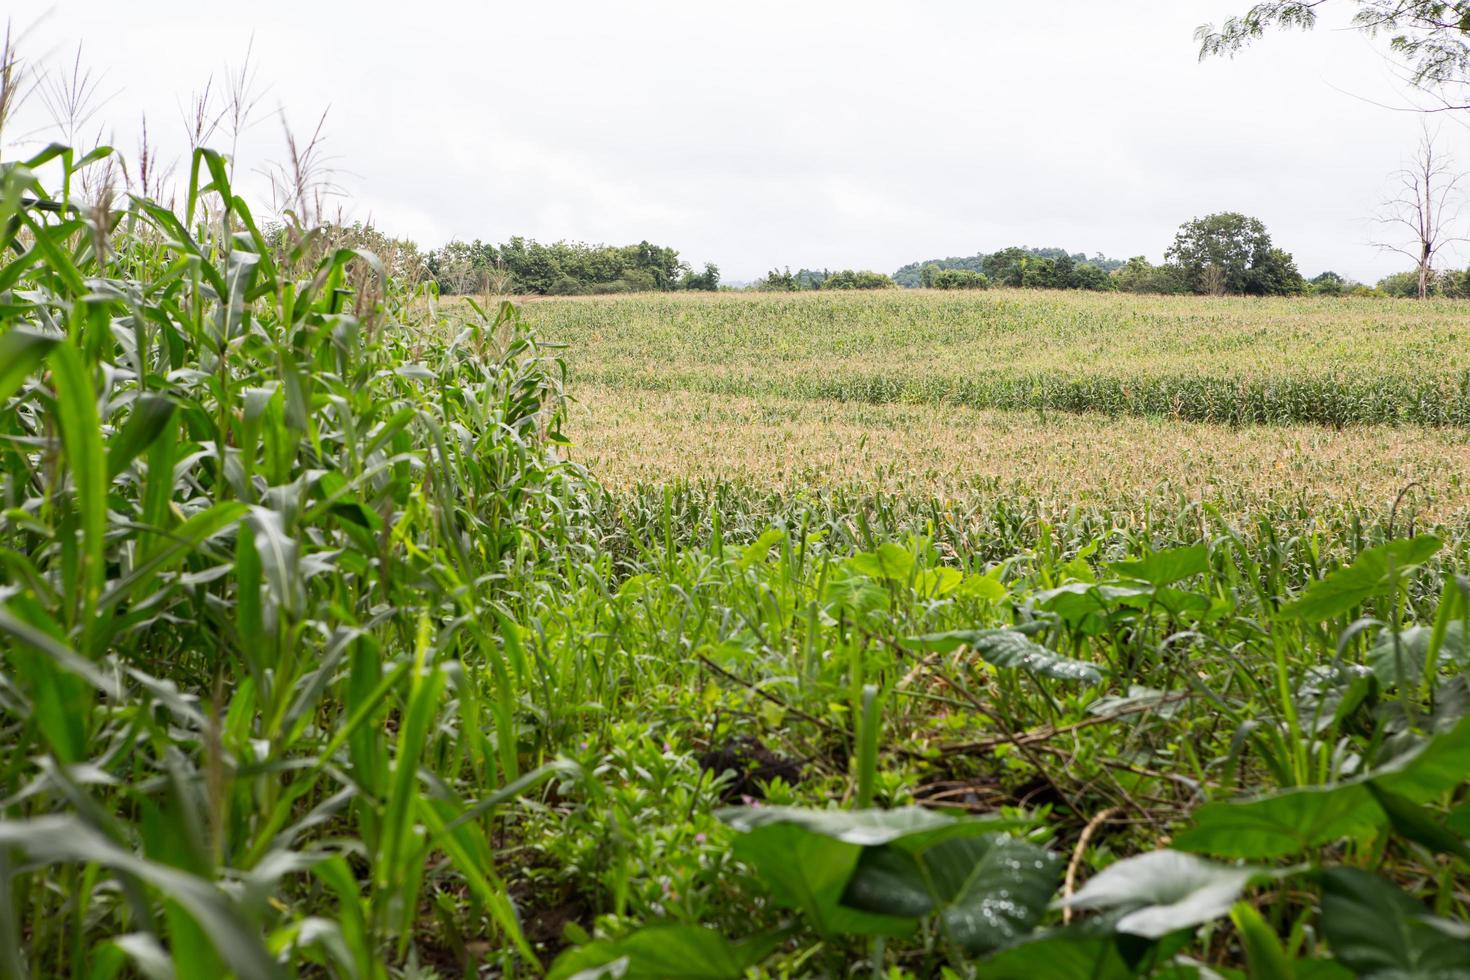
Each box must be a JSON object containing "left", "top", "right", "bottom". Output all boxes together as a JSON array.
[{"left": 10, "top": 1, "right": 1470, "bottom": 282}]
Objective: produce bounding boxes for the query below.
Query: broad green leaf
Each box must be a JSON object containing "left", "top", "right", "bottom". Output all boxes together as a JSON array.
[
  {"left": 1364, "top": 785, "right": 1470, "bottom": 861},
  {"left": 547, "top": 925, "right": 779, "bottom": 980},
  {"left": 1033, "top": 582, "right": 1152, "bottom": 625},
  {"left": 1110, "top": 545, "right": 1210, "bottom": 586},
  {"left": 1172, "top": 784, "right": 1381, "bottom": 859},
  {"left": 725, "top": 820, "right": 915, "bottom": 937},
  {"left": 1448, "top": 800, "right": 1470, "bottom": 838},
  {"left": 956, "top": 572, "right": 1008, "bottom": 602},
  {"left": 978, "top": 931, "right": 1136, "bottom": 980},
  {"left": 719, "top": 806, "right": 1030, "bottom": 939},
  {"left": 1282, "top": 537, "right": 1442, "bottom": 621},
  {"left": 848, "top": 542, "right": 915, "bottom": 581},
  {"left": 824, "top": 571, "right": 890, "bottom": 615},
  {"left": 843, "top": 832, "right": 1060, "bottom": 951},
  {"left": 1370, "top": 712, "right": 1470, "bottom": 803},
  {"left": 734, "top": 527, "right": 785, "bottom": 571},
  {"left": 906, "top": 629, "right": 1104, "bottom": 683},
  {"left": 838, "top": 845, "right": 934, "bottom": 918},
  {"left": 1062, "top": 850, "right": 1284, "bottom": 939},
  {"left": 720, "top": 804, "right": 984, "bottom": 847},
  {"left": 1294, "top": 664, "right": 1374, "bottom": 734},
  {"left": 1367, "top": 624, "right": 1466, "bottom": 687},
  {"left": 1319, "top": 868, "right": 1470, "bottom": 978},
  {"left": 916, "top": 565, "right": 963, "bottom": 597},
  {"left": 1177, "top": 715, "right": 1470, "bottom": 859},
  {"left": 1118, "top": 584, "right": 1212, "bottom": 618}
]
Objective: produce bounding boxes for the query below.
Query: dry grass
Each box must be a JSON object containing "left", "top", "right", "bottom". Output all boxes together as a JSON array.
[{"left": 568, "top": 384, "right": 1470, "bottom": 518}]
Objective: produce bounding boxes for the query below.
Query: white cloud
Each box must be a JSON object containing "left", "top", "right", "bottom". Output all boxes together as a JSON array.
[{"left": 9, "top": 0, "right": 1470, "bottom": 281}]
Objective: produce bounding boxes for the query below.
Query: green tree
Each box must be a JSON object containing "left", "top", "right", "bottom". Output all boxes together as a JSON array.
[
  {"left": 930, "top": 268, "right": 989, "bottom": 289},
  {"left": 1377, "top": 270, "right": 1426, "bottom": 296},
  {"left": 1111, "top": 256, "right": 1188, "bottom": 294},
  {"left": 1050, "top": 252, "right": 1077, "bottom": 288},
  {"left": 682, "top": 262, "right": 721, "bottom": 291},
  {"left": 982, "top": 247, "right": 1031, "bottom": 287},
  {"left": 1310, "top": 270, "right": 1346, "bottom": 296},
  {"left": 1248, "top": 246, "right": 1306, "bottom": 295},
  {"left": 1444, "top": 265, "right": 1470, "bottom": 296},
  {"left": 821, "top": 269, "right": 896, "bottom": 289},
  {"left": 1071, "top": 262, "right": 1115, "bottom": 291},
  {"left": 1199, "top": 3, "right": 1470, "bottom": 91},
  {"left": 759, "top": 267, "right": 799, "bottom": 291},
  {"left": 1165, "top": 212, "right": 1301, "bottom": 295}
]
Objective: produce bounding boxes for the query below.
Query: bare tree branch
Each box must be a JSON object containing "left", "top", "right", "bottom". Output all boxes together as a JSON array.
[{"left": 1371, "top": 122, "right": 1470, "bottom": 296}]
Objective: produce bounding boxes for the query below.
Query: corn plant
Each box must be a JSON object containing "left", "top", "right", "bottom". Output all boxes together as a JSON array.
[{"left": 0, "top": 143, "right": 579, "bottom": 977}]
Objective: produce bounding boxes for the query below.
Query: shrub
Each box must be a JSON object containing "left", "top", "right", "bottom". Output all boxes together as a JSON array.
[
  {"left": 821, "top": 269, "right": 898, "bottom": 290},
  {"left": 930, "top": 268, "right": 989, "bottom": 289},
  {"left": 1111, "top": 256, "right": 1188, "bottom": 294}
]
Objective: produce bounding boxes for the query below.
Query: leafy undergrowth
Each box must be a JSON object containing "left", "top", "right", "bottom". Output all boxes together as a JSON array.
[
  {"left": 1, "top": 144, "right": 1468, "bottom": 978},
  {"left": 520, "top": 511, "right": 1470, "bottom": 977}
]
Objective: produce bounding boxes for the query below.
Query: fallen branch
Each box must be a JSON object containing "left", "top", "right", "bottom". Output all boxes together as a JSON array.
[{"left": 1063, "top": 806, "right": 1123, "bottom": 923}]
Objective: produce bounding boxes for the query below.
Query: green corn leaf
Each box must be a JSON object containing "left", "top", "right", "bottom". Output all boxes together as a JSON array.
[
  {"left": 49, "top": 342, "right": 108, "bottom": 637},
  {"left": 1231, "top": 901, "right": 1296, "bottom": 980},
  {"left": 0, "top": 328, "right": 58, "bottom": 405},
  {"left": 98, "top": 502, "right": 247, "bottom": 615},
  {"left": 0, "top": 816, "right": 281, "bottom": 980},
  {"left": 106, "top": 395, "right": 177, "bottom": 481}
]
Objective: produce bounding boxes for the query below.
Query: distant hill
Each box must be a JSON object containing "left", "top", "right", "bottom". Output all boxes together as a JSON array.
[{"left": 894, "top": 247, "right": 1124, "bottom": 287}]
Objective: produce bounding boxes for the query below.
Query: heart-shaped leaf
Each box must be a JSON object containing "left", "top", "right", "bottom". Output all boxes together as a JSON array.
[
  {"left": 848, "top": 542, "right": 915, "bottom": 581},
  {"left": 1172, "top": 784, "right": 1382, "bottom": 859},
  {"left": 547, "top": 925, "right": 779, "bottom": 980},
  {"left": 1176, "top": 714, "right": 1470, "bottom": 859},
  {"left": 907, "top": 629, "right": 1104, "bottom": 684},
  {"left": 1062, "top": 850, "right": 1285, "bottom": 939},
  {"left": 1368, "top": 624, "right": 1466, "bottom": 687},
  {"left": 977, "top": 930, "right": 1136, "bottom": 979},
  {"left": 1319, "top": 869, "right": 1470, "bottom": 978},
  {"left": 1282, "top": 537, "right": 1441, "bottom": 622},
  {"left": 1109, "top": 545, "right": 1210, "bottom": 586},
  {"left": 842, "top": 832, "right": 1061, "bottom": 951},
  {"left": 718, "top": 806, "right": 1038, "bottom": 940}
]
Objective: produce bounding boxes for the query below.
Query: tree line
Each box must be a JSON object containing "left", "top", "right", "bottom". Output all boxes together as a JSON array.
[
  {"left": 261, "top": 229, "right": 724, "bottom": 296},
  {"left": 286, "top": 215, "right": 1467, "bottom": 300},
  {"left": 425, "top": 237, "right": 720, "bottom": 295},
  {"left": 872, "top": 212, "right": 1469, "bottom": 297}
]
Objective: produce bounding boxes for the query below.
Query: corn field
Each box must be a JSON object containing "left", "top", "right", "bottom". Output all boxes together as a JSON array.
[
  {"left": 529, "top": 290, "right": 1470, "bottom": 426},
  {"left": 3, "top": 144, "right": 1470, "bottom": 978}
]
